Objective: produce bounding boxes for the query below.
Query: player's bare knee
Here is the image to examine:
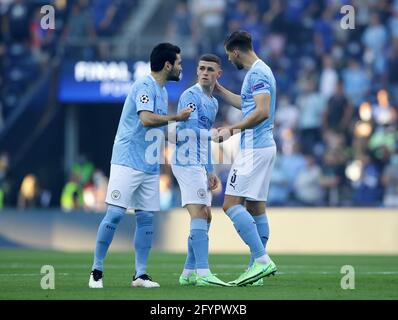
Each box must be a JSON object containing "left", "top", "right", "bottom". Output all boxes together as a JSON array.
[
  {"left": 222, "top": 202, "right": 230, "bottom": 213},
  {"left": 193, "top": 205, "right": 208, "bottom": 220},
  {"left": 246, "top": 201, "right": 266, "bottom": 216},
  {"left": 223, "top": 197, "right": 243, "bottom": 213}
]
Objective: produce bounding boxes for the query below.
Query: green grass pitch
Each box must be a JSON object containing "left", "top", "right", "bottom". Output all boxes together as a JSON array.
[{"left": 0, "top": 249, "right": 397, "bottom": 300}]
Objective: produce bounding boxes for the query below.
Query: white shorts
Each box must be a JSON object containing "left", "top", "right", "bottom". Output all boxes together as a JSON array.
[
  {"left": 105, "top": 164, "right": 160, "bottom": 211},
  {"left": 225, "top": 146, "right": 276, "bottom": 201},
  {"left": 171, "top": 164, "right": 212, "bottom": 207}
]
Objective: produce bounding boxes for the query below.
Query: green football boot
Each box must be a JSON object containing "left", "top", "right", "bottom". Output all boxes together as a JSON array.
[
  {"left": 248, "top": 278, "right": 264, "bottom": 286},
  {"left": 228, "top": 269, "right": 250, "bottom": 286},
  {"left": 195, "top": 273, "right": 231, "bottom": 287},
  {"left": 179, "top": 272, "right": 197, "bottom": 286},
  {"left": 229, "top": 273, "right": 264, "bottom": 287},
  {"left": 234, "top": 260, "right": 277, "bottom": 287}
]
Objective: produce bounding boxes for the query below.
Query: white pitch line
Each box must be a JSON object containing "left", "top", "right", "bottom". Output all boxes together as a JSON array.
[
  {"left": 0, "top": 273, "right": 69, "bottom": 277},
  {"left": 172, "top": 271, "right": 398, "bottom": 276}
]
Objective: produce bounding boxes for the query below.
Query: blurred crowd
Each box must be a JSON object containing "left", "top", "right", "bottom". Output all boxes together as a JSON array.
[
  {"left": 165, "top": 0, "right": 398, "bottom": 208},
  {"left": 0, "top": 0, "right": 135, "bottom": 129},
  {"left": 1, "top": 0, "right": 398, "bottom": 210}
]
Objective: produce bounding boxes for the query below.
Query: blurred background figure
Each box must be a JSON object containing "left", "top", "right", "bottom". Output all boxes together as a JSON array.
[
  {"left": 293, "top": 154, "right": 325, "bottom": 206},
  {"left": 17, "top": 174, "right": 39, "bottom": 209},
  {"left": 381, "top": 153, "right": 398, "bottom": 208},
  {"left": 0, "top": 152, "right": 10, "bottom": 209},
  {"left": 61, "top": 172, "right": 83, "bottom": 212}
]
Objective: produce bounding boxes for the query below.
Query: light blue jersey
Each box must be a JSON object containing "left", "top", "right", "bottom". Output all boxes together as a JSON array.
[
  {"left": 240, "top": 59, "right": 276, "bottom": 149},
  {"left": 173, "top": 84, "right": 218, "bottom": 173},
  {"left": 111, "top": 74, "right": 168, "bottom": 174}
]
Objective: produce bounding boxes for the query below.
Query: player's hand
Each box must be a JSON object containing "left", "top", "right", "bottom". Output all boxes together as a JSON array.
[
  {"left": 175, "top": 107, "right": 192, "bottom": 121},
  {"left": 208, "top": 173, "right": 221, "bottom": 191},
  {"left": 213, "top": 81, "right": 223, "bottom": 94},
  {"left": 212, "top": 127, "right": 233, "bottom": 143},
  {"left": 210, "top": 128, "right": 222, "bottom": 143}
]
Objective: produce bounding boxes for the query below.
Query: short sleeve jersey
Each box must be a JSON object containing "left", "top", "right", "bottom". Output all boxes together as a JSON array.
[{"left": 111, "top": 75, "right": 168, "bottom": 174}]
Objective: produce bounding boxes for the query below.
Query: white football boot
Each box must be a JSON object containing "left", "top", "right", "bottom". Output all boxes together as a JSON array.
[
  {"left": 89, "top": 270, "right": 103, "bottom": 288},
  {"left": 131, "top": 274, "right": 160, "bottom": 288}
]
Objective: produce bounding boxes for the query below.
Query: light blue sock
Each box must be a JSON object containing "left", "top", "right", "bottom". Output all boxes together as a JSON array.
[
  {"left": 184, "top": 235, "right": 196, "bottom": 270},
  {"left": 184, "top": 223, "right": 210, "bottom": 270},
  {"left": 226, "top": 205, "right": 265, "bottom": 259},
  {"left": 134, "top": 210, "right": 154, "bottom": 277},
  {"left": 249, "top": 214, "right": 269, "bottom": 267},
  {"left": 190, "top": 218, "right": 209, "bottom": 269},
  {"left": 92, "top": 205, "right": 125, "bottom": 271}
]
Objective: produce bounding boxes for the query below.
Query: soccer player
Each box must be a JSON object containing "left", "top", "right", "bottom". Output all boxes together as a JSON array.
[
  {"left": 213, "top": 31, "right": 277, "bottom": 286},
  {"left": 89, "top": 43, "right": 192, "bottom": 289},
  {"left": 171, "top": 54, "right": 230, "bottom": 287}
]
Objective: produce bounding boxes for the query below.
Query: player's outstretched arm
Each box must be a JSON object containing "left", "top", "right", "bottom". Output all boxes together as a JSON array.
[
  {"left": 139, "top": 108, "right": 192, "bottom": 127},
  {"left": 214, "top": 81, "right": 242, "bottom": 110},
  {"left": 220, "top": 93, "right": 270, "bottom": 135}
]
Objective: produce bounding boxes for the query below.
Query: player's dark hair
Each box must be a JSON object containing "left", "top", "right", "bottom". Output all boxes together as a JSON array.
[
  {"left": 199, "top": 54, "right": 221, "bottom": 66},
  {"left": 150, "top": 43, "right": 181, "bottom": 72},
  {"left": 224, "top": 30, "right": 253, "bottom": 52}
]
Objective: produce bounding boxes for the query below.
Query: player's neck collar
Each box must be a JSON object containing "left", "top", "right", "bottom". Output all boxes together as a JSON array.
[
  {"left": 149, "top": 74, "right": 165, "bottom": 87},
  {"left": 196, "top": 83, "right": 213, "bottom": 98},
  {"left": 250, "top": 59, "right": 262, "bottom": 70}
]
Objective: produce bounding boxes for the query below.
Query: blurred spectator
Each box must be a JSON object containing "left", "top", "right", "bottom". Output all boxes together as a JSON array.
[
  {"left": 389, "top": 8, "right": 398, "bottom": 40},
  {"left": 61, "top": 172, "right": 84, "bottom": 211},
  {"left": 166, "top": 0, "right": 196, "bottom": 56},
  {"left": 268, "top": 156, "right": 290, "bottom": 206},
  {"left": 0, "top": 152, "right": 9, "bottom": 209},
  {"left": 83, "top": 169, "right": 108, "bottom": 212},
  {"left": 352, "top": 153, "right": 383, "bottom": 206},
  {"left": 262, "top": 0, "right": 285, "bottom": 34},
  {"left": 93, "top": 0, "right": 119, "bottom": 36},
  {"left": 322, "top": 81, "right": 353, "bottom": 140},
  {"left": 319, "top": 55, "right": 338, "bottom": 100},
  {"left": 62, "top": 0, "right": 97, "bottom": 59},
  {"left": 167, "top": 0, "right": 193, "bottom": 42},
  {"left": 92, "top": 0, "right": 119, "bottom": 58},
  {"left": 241, "top": 7, "right": 264, "bottom": 52},
  {"left": 0, "top": 99, "right": 4, "bottom": 131},
  {"left": 381, "top": 153, "right": 398, "bottom": 207},
  {"left": 17, "top": 174, "right": 39, "bottom": 209},
  {"left": 386, "top": 39, "right": 398, "bottom": 107},
  {"left": 320, "top": 149, "right": 346, "bottom": 206},
  {"left": 274, "top": 94, "right": 299, "bottom": 155},
  {"left": 30, "top": 7, "right": 55, "bottom": 65},
  {"left": 368, "top": 125, "right": 396, "bottom": 159},
  {"left": 278, "top": 143, "right": 306, "bottom": 198},
  {"left": 372, "top": 89, "right": 397, "bottom": 126},
  {"left": 4, "top": 0, "right": 31, "bottom": 42},
  {"left": 189, "top": 0, "right": 226, "bottom": 54},
  {"left": 362, "top": 13, "right": 388, "bottom": 74},
  {"left": 313, "top": 8, "right": 334, "bottom": 57},
  {"left": 72, "top": 156, "right": 94, "bottom": 185},
  {"left": 293, "top": 154, "right": 325, "bottom": 206},
  {"left": 296, "top": 79, "right": 327, "bottom": 155},
  {"left": 342, "top": 58, "right": 371, "bottom": 108}
]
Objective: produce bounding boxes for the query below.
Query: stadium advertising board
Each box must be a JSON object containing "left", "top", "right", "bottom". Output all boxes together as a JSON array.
[{"left": 58, "top": 60, "right": 196, "bottom": 104}]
